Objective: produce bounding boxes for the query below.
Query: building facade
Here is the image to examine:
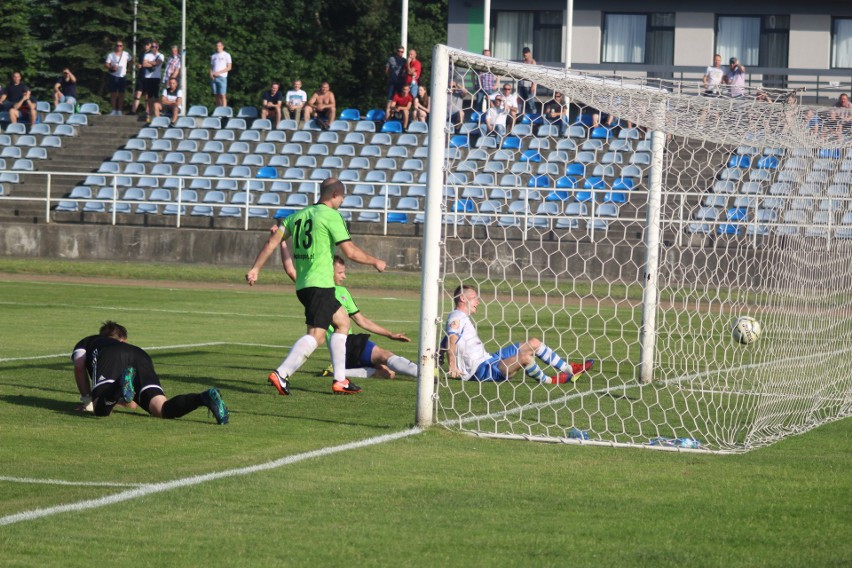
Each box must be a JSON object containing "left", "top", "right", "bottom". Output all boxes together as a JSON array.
[{"left": 448, "top": 0, "right": 852, "bottom": 100}]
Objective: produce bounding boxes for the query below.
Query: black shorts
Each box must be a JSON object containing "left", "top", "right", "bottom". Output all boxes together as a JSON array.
[
  {"left": 108, "top": 75, "right": 127, "bottom": 94},
  {"left": 143, "top": 78, "right": 161, "bottom": 98},
  {"left": 296, "top": 287, "right": 342, "bottom": 330},
  {"left": 91, "top": 342, "right": 164, "bottom": 414},
  {"left": 345, "top": 333, "right": 371, "bottom": 368}
]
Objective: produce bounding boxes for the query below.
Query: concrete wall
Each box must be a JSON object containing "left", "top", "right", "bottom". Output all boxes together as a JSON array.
[
  {"left": 0, "top": 224, "right": 425, "bottom": 272},
  {"left": 674, "top": 12, "right": 715, "bottom": 68}
]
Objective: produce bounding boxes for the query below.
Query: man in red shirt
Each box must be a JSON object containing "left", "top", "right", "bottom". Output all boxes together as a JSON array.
[
  {"left": 405, "top": 49, "right": 422, "bottom": 92},
  {"left": 388, "top": 84, "right": 414, "bottom": 130}
]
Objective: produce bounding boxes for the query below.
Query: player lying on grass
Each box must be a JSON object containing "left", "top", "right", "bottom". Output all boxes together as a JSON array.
[
  {"left": 72, "top": 321, "right": 229, "bottom": 424},
  {"left": 445, "top": 285, "right": 594, "bottom": 383},
  {"left": 272, "top": 225, "right": 417, "bottom": 380}
]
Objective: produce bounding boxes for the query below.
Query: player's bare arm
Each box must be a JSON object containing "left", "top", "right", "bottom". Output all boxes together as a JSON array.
[
  {"left": 338, "top": 240, "right": 386, "bottom": 272},
  {"left": 351, "top": 312, "right": 410, "bottom": 342},
  {"left": 246, "top": 228, "right": 287, "bottom": 285},
  {"left": 447, "top": 334, "right": 461, "bottom": 378}
]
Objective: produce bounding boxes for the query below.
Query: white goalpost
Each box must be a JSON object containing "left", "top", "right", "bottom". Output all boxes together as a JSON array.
[{"left": 416, "top": 45, "right": 852, "bottom": 453}]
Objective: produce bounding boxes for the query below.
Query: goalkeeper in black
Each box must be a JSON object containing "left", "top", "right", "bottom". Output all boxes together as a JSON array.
[{"left": 71, "top": 321, "right": 229, "bottom": 425}]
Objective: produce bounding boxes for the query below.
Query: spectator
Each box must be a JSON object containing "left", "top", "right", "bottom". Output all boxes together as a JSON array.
[
  {"left": 261, "top": 81, "right": 284, "bottom": 129},
  {"left": 304, "top": 81, "right": 336, "bottom": 130},
  {"left": 210, "top": 40, "right": 232, "bottom": 108},
  {"left": 829, "top": 93, "right": 852, "bottom": 139},
  {"left": 387, "top": 84, "right": 414, "bottom": 130},
  {"left": 413, "top": 85, "right": 430, "bottom": 123},
  {"left": 154, "top": 77, "right": 182, "bottom": 125},
  {"left": 385, "top": 46, "right": 407, "bottom": 118},
  {"left": 542, "top": 91, "right": 568, "bottom": 134},
  {"left": 284, "top": 79, "right": 307, "bottom": 127},
  {"left": 131, "top": 39, "right": 152, "bottom": 115},
  {"left": 405, "top": 49, "right": 422, "bottom": 93},
  {"left": 0, "top": 72, "right": 38, "bottom": 126},
  {"left": 484, "top": 94, "right": 508, "bottom": 136},
  {"left": 163, "top": 45, "right": 181, "bottom": 85},
  {"left": 518, "top": 46, "right": 537, "bottom": 114},
  {"left": 703, "top": 54, "right": 724, "bottom": 97},
  {"left": 492, "top": 83, "right": 519, "bottom": 132},
  {"left": 723, "top": 57, "right": 746, "bottom": 98},
  {"left": 474, "top": 48, "right": 497, "bottom": 112},
  {"left": 447, "top": 70, "right": 468, "bottom": 132},
  {"left": 53, "top": 68, "right": 78, "bottom": 109},
  {"left": 104, "top": 39, "right": 130, "bottom": 116},
  {"left": 142, "top": 42, "right": 165, "bottom": 122}
]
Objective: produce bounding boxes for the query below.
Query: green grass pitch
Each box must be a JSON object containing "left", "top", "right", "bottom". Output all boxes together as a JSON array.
[{"left": 0, "top": 260, "right": 850, "bottom": 566}]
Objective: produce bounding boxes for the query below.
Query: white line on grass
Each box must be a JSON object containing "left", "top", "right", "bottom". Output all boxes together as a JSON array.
[
  {"left": 0, "top": 428, "right": 422, "bottom": 527},
  {"left": 0, "top": 476, "right": 151, "bottom": 488}
]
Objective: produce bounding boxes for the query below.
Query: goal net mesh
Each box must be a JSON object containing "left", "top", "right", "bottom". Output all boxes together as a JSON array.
[{"left": 429, "top": 47, "right": 852, "bottom": 453}]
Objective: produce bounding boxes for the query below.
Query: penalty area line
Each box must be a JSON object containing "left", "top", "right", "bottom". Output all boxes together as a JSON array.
[
  {"left": 0, "top": 427, "right": 422, "bottom": 527},
  {"left": 0, "top": 476, "right": 150, "bottom": 489}
]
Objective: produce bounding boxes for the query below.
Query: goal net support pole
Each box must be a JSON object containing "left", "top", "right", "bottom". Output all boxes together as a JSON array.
[
  {"left": 639, "top": 107, "right": 667, "bottom": 384},
  {"left": 415, "top": 44, "right": 450, "bottom": 428}
]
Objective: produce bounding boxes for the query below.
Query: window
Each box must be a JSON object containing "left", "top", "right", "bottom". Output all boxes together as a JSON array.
[
  {"left": 492, "top": 11, "right": 563, "bottom": 64},
  {"left": 601, "top": 13, "right": 674, "bottom": 66},
  {"left": 716, "top": 16, "right": 760, "bottom": 66},
  {"left": 716, "top": 15, "right": 789, "bottom": 87},
  {"left": 832, "top": 18, "right": 852, "bottom": 68}
]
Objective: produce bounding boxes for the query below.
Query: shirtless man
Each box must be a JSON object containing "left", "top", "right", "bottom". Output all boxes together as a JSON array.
[{"left": 303, "top": 81, "right": 336, "bottom": 129}]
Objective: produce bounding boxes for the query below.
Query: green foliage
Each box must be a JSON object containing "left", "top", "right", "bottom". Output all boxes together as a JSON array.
[{"left": 8, "top": 0, "right": 447, "bottom": 113}]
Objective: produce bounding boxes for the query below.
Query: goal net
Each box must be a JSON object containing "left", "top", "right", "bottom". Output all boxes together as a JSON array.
[{"left": 415, "top": 45, "right": 852, "bottom": 453}]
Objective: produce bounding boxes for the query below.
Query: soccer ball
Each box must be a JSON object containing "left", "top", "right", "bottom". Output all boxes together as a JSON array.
[{"left": 732, "top": 316, "right": 761, "bottom": 345}]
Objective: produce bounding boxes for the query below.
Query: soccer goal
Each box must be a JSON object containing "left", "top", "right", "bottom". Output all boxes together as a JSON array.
[{"left": 415, "top": 45, "right": 852, "bottom": 453}]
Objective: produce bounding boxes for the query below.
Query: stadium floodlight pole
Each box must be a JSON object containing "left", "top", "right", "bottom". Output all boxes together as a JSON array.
[
  {"left": 401, "top": 0, "right": 408, "bottom": 49},
  {"left": 638, "top": 103, "right": 666, "bottom": 384},
  {"left": 483, "top": 0, "right": 491, "bottom": 51},
  {"left": 180, "top": 0, "right": 187, "bottom": 115},
  {"left": 415, "top": 43, "right": 450, "bottom": 428},
  {"left": 132, "top": 0, "right": 138, "bottom": 86},
  {"left": 564, "top": 0, "right": 573, "bottom": 69}
]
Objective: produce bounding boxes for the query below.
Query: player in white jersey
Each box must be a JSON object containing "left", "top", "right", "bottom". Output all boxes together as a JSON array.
[{"left": 445, "top": 284, "right": 594, "bottom": 384}]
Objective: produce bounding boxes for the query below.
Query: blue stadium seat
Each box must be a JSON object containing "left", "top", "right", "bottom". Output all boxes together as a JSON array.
[
  {"left": 612, "top": 178, "right": 635, "bottom": 191},
  {"left": 381, "top": 121, "right": 403, "bottom": 133},
  {"left": 365, "top": 109, "right": 386, "bottom": 122},
  {"left": 501, "top": 137, "right": 521, "bottom": 150},
  {"left": 756, "top": 156, "right": 779, "bottom": 169},
  {"left": 555, "top": 176, "right": 578, "bottom": 189},
  {"left": 584, "top": 177, "right": 606, "bottom": 189},
  {"left": 545, "top": 190, "right": 571, "bottom": 202},
  {"left": 565, "top": 163, "right": 585, "bottom": 177},
  {"left": 449, "top": 135, "right": 469, "bottom": 149},
  {"left": 520, "top": 150, "right": 542, "bottom": 163},
  {"left": 528, "top": 175, "right": 551, "bottom": 188}
]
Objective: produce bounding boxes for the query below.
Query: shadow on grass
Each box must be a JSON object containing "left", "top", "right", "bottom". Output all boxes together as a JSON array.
[{"left": 0, "top": 394, "right": 101, "bottom": 417}]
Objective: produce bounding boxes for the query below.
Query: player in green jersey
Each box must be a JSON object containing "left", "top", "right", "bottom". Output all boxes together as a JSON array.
[{"left": 246, "top": 177, "right": 386, "bottom": 395}]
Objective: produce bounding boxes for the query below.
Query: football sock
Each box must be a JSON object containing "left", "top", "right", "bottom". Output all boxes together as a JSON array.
[
  {"left": 387, "top": 355, "right": 418, "bottom": 377},
  {"left": 277, "top": 335, "right": 319, "bottom": 378},
  {"left": 329, "top": 332, "right": 347, "bottom": 383},
  {"left": 161, "top": 393, "right": 203, "bottom": 419},
  {"left": 344, "top": 367, "right": 375, "bottom": 378},
  {"left": 535, "top": 344, "right": 569, "bottom": 374},
  {"left": 524, "top": 361, "right": 548, "bottom": 383}
]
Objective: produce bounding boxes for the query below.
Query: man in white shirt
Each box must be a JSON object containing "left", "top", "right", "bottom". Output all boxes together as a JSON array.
[
  {"left": 284, "top": 79, "right": 308, "bottom": 127},
  {"left": 142, "top": 42, "right": 165, "bottom": 122},
  {"left": 723, "top": 57, "right": 746, "bottom": 98},
  {"left": 484, "top": 94, "right": 508, "bottom": 135},
  {"left": 104, "top": 40, "right": 130, "bottom": 115},
  {"left": 445, "top": 285, "right": 593, "bottom": 384},
  {"left": 155, "top": 77, "right": 182, "bottom": 124},
  {"left": 209, "top": 41, "right": 232, "bottom": 107},
  {"left": 490, "top": 84, "right": 519, "bottom": 132},
  {"left": 703, "top": 54, "right": 724, "bottom": 96}
]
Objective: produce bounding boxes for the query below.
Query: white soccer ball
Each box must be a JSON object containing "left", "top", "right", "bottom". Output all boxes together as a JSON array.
[{"left": 732, "top": 316, "right": 761, "bottom": 345}]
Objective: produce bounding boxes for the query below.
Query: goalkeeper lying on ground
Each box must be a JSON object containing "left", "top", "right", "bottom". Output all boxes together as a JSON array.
[{"left": 445, "top": 284, "right": 593, "bottom": 383}]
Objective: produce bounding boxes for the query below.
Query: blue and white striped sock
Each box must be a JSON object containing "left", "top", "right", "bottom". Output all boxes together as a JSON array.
[
  {"left": 524, "top": 361, "right": 549, "bottom": 383},
  {"left": 535, "top": 343, "right": 569, "bottom": 373}
]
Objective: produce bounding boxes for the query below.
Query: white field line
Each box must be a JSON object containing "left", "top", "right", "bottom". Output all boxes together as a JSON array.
[
  {"left": 0, "top": 300, "right": 420, "bottom": 325},
  {"left": 442, "top": 345, "right": 852, "bottom": 428},
  {"left": 0, "top": 476, "right": 150, "bottom": 488},
  {"left": 0, "top": 427, "right": 422, "bottom": 527}
]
